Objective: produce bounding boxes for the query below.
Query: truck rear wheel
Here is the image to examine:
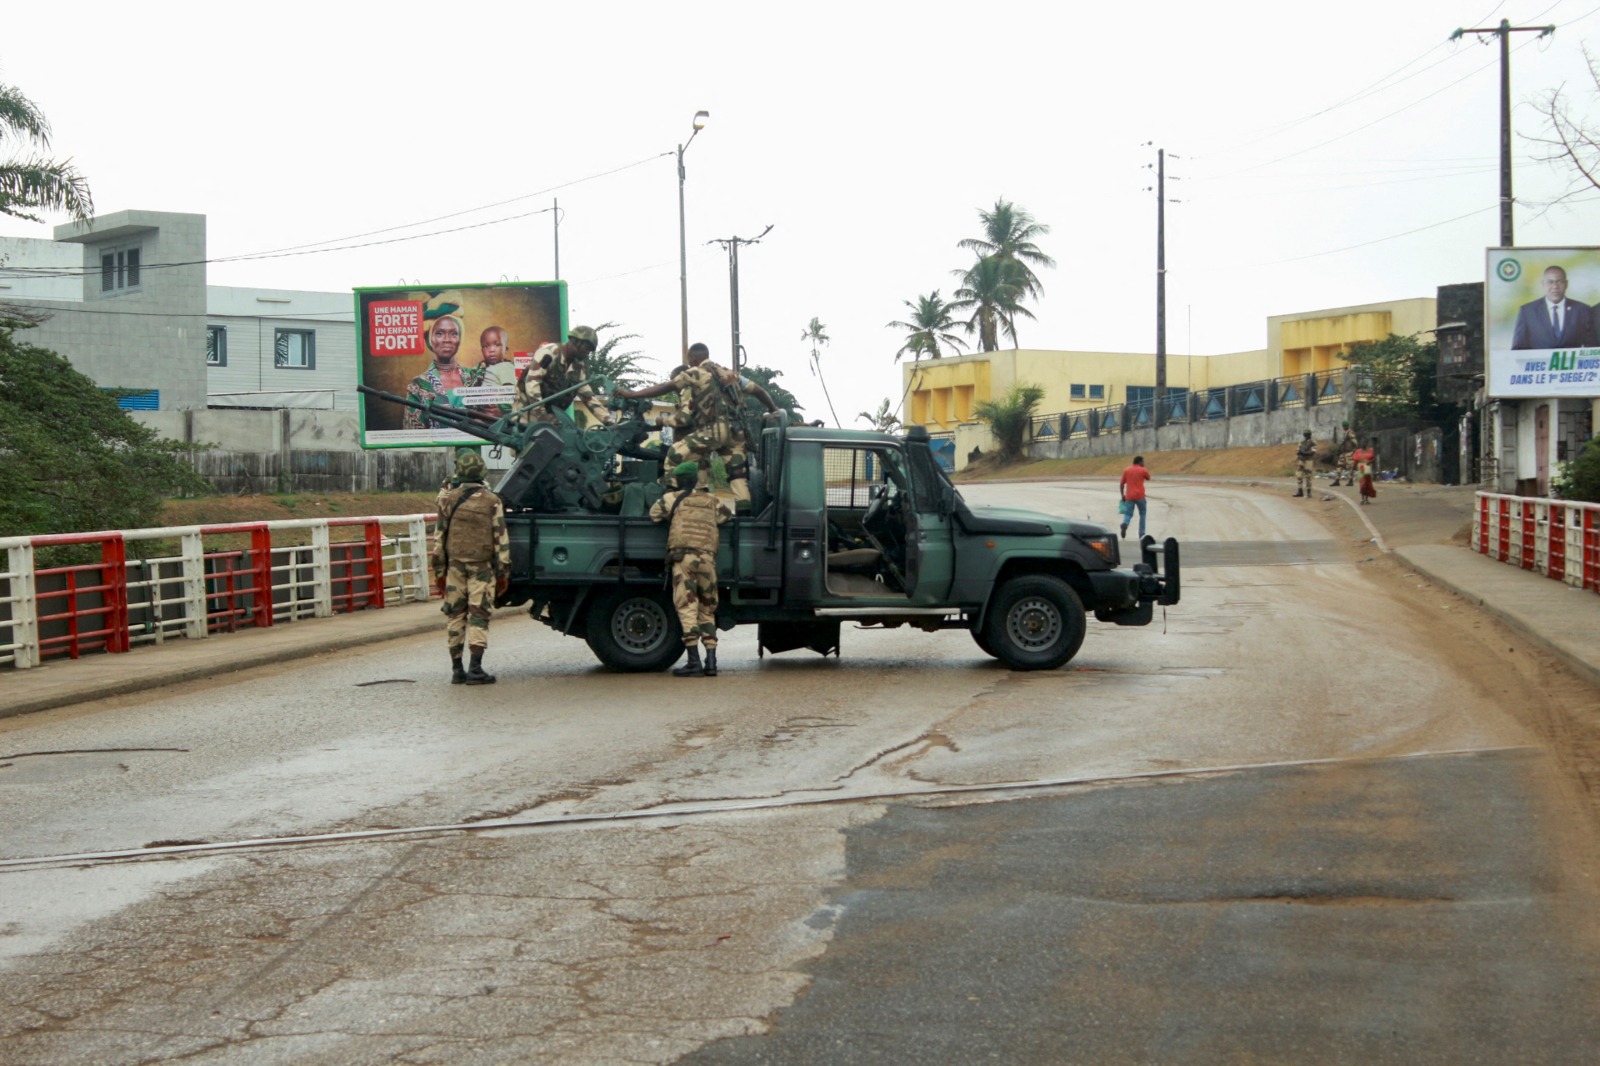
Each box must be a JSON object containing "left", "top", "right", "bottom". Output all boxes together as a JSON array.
[
  {"left": 585, "top": 587, "right": 685, "bottom": 673},
  {"left": 983, "top": 575, "right": 1086, "bottom": 671}
]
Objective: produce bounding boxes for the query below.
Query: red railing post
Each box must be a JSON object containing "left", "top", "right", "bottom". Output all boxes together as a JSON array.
[
  {"left": 251, "top": 525, "right": 274, "bottom": 628},
  {"left": 1549, "top": 503, "right": 1567, "bottom": 583},
  {"left": 365, "top": 521, "right": 386, "bottom": 610},
  {"left": 101, "top": 535, "right": 130, "bottom": 653}
]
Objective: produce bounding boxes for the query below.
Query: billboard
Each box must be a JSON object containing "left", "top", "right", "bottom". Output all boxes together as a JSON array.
[
  {"left": 355, "top": 281, "right": 566, "bottom": 448},
  {"left": 1485, "top": 248, "right": 1600, "bottom": 399}
]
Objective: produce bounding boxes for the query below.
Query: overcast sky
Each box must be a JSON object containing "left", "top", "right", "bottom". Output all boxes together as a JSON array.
[{"left": 5, "top": 0, "right": 1600, "bottom": 423}]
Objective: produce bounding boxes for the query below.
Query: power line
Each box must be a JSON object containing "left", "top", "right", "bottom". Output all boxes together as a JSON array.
[{"left": 1254, "top": 203, "right": 1498, "bottom": 266}]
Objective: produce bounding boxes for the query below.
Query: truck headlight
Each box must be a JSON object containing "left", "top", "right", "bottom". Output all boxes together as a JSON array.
[{"left": 1076, "top": 534, "right": 1118, "bottom": 566}]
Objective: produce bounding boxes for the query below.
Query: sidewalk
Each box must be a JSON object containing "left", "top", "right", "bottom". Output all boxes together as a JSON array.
[{"left": 3, "top": 481, "right": 1596, "bottom": 719}]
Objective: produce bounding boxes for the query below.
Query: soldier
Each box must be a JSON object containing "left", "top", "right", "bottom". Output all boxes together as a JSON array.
[
  {"left": 430, "top": 452, "right": 511, "bottom": 684},
  {"left": 617, "top": 342, "right": 780, "bottom": 507},
  {"left": 1294, "top": 429, "right": 1316, "bottom": 498},
  {"left": 512, "top": 325, "right": 617, "bottom": 432},
  {"left": 1333, "top": 421, "right": 1357, "bottom": 486},
  {"left": 649, "top": 460, "right": 733, "bottom": 677}
]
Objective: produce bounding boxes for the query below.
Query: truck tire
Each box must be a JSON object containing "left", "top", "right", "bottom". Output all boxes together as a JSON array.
[
  {"left": 971, "top": 628, "right": 998, "bottom": 658},
  {"left": 983, "top": 575, "right": 1087, "bottom": 671},
  {"left": 585, "top": 587, "right": 685, "bottom": 673}
]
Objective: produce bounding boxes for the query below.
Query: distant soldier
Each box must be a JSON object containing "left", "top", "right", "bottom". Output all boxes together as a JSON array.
[
  {"left": 431, "top": 452, "right": 511, "bottom": 684},
  {"left": 512, "top": 325, "right": 616, "bottom": 432},
  {"left": 1334, "top": 421, "right": 1357, "bottom": 486},
  {"left": 618, "top": 342, "right": 780, "bottom": 508},
  {"left": 1294, "top": 429, "right": 1316, "bottom": 498},
  {"left": 649, "top": 460, "right": 733, "bottom": 677}
]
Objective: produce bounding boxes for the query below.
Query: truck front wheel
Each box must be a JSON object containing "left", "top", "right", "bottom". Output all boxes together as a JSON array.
[
  {"left": 585, "top": 587, "right": 685, "bottom": 673},
  {"left": 983, "top": 575, "right": 1086, "bottom": 671}
]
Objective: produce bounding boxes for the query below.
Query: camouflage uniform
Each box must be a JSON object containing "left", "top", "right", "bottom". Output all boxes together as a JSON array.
[
  {"left": 663, "top": 361, "right": 757, "bottom": 502},
  {"left": 431, "top": 458, "right": 511, "bottom": 659},
  {"left": 1334, "top": 425, "right": 1357, "bottom": 486},
  {"left": 512, "top": 338, "right": 614, "bottom": 432},
  {"left": 649, "top": 484, "right": 732, "bottom": 650},
  {"left": 1295, "top": 433, "right": 1317, "bottom": 497}
]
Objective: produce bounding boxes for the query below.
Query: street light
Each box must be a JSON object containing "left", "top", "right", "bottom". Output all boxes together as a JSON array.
[{"left": 678, "top": 110, "right": 710, "bottom": 359}]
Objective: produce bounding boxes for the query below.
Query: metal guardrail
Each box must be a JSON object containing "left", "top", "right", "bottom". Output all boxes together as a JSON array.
[
  {"left": 1473, "top": 492, "right": 1600, "bottom": 593},
  {"left": 0, "top": 515, "right": 436, "bottom": 670}
]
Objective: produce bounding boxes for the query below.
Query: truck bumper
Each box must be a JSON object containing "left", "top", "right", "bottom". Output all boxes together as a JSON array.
[{"left": 1091, "top": 536, "right": 1180, "bottom": 626}]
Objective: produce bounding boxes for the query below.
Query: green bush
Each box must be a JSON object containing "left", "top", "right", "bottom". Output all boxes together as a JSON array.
[{"left": 1552, "top": 443, "right": 1600, "bottom": 503}]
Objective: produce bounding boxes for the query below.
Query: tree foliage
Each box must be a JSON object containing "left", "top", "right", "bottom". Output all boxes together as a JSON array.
[
  {"left": 1553, "top": 442, "right": 1600, "bottom": 503},
  {"left": 0, "top": 330, "right": 210, "bottom": 536},
  {"left": 586, "top": 322, "right": 655, "bottom": 392},
  {"left": 0, "top": 79, "right": 93, "bottom": 224},
  {"left": 1345, "top": 333, "right": 1447, "bottom": 420},
  {"left": 741, "top": 364, "right": 803, "bottom": 419},
  {"left": 1530, "top": 47, "right": 1600, "bottom": 208},
  {"left": 886, "top": 290, "right": 967, "bottom": 362},
  {"left": 957, "top": 198, "right": 1055, "bottom": 300},
  {"left": 951, "top": 255, "right": 1035, "bottom": 352},
  {"left": 973, "top": 383, "right": 1045, "bottom": 463},
  {"left": 857, "top": 398, "right": 902, "bottom": 432}
]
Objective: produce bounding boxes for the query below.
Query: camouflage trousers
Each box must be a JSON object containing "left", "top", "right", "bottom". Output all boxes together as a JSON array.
[
  {"left": 670, "top": 549, "right": 719, "bottom": 649},
  {"left": 441, "top": 559, "right": 496, "bottom": 651},
  {"left": 664, "top": 421, "right": 750, "bottom": 502},
  {"left": 1335, "top": 452, "right": 1354, "bottom": 482},
  {"left": 1296, "top": 457, "right": 1315, "bottom": 494}
]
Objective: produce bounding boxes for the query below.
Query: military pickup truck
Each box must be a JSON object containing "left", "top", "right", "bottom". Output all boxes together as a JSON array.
[{"left": 359, "top": 383, "right": 1179, "bottom": 672}]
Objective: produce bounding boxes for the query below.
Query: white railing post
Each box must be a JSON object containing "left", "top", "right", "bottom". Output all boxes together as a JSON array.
[
  {"left": 8, "top": 543, "right": 39, "bottom": 669},
  {"left": 408, "top": 517, "right": 430, "bottom": 602},
  {"left": 311, "top": 522, "right": 334, "bottom": 618},
  {"left": 180, "top": 531, "right": 208, "bottom": 640}
]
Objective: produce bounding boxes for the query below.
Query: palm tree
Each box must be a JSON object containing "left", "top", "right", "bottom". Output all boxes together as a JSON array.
[
  {"left": 974, "top": 383, "right": 1045, "bottom": 463},
  {"left": 585, "top": 322, "right": 655, "bottom": 392},
  {"left": 857, "top": 398, "right": 902, "bottom": 433},
  {"left": 800, "top": 317, "right": 841, "bottom": 427},
  {"left": 886, "top": 290, "right": 967, "bottom": 362},
  {"left": 957, "top": 198, "right": 1054, "bottom": 300},
  {"left": 950, "top": 256, "right": 1035, "bottom": 352},
  {"left": 0, "top": 80, "right": 93, "bottom": 223}
]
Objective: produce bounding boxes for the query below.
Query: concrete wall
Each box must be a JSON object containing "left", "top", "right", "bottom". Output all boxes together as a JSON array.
[{"left": 1027, "top": 394, "right": 1356, "bottom": 463}]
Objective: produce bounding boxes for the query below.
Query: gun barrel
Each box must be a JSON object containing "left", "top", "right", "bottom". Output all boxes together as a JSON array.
[{"left": 356, "top": 384, "right": 517, "bottom": 446}]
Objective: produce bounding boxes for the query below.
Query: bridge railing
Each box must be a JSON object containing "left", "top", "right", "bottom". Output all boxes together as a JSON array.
[
  {"left": 1473, "top": 492, "right": 1600, "bottom": 593},
  {"left": 0, "top": 514, "right": 436, "bottom": 670}
]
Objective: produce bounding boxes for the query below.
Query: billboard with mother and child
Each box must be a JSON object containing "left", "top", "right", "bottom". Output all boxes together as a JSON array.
[{"left": 355, "top": 281, "right": 566, "bottom": 448}]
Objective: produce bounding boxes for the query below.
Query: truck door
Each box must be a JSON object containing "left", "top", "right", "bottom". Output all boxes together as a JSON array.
[{"left": 902, "top": 447, "right": 955, "bottom": 605}]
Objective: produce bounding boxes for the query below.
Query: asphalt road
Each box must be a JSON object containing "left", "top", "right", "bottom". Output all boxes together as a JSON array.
[{"left": 2, "top": 481, "right": 1597, "bottom": 1065}]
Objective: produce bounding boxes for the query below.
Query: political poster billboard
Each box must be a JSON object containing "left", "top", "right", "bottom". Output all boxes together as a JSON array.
[
  {"left": 1485, "top": 248, "right": 1600, "bottom": 399},
  {"left": 355, "top": 281, "right": 566, "bottom": 448}
]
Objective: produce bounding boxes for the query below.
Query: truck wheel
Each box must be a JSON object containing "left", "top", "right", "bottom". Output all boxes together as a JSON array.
[
  {"left": 585, "top": 588, "right": 685, "bottom": 673},
  {"left": 983, "top": 575, "right": 1086, "bottom": 671},
  {"left": 971, "top": 628, "right": 998, "bottom": 658}
]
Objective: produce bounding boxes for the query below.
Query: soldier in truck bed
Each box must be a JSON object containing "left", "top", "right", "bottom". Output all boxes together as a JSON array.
[
  {"left": 649, "top": 460, "right": 733, "bottom": 677},
  {"left": 512, "top": 325, "right": 616, "bottom": 432},
  {"left": 618, "top": 342, "right": 779, "bottom": 507}
]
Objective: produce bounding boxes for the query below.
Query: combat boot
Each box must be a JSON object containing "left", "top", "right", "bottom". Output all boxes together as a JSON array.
[
  {"left": 451, "top": 654, "right": 467, "bottom": 684},
  {"left": 673, "top": 645, "right": 704, "bottom": 677},
  {"left": 1293, "top": 490, "right": 1304, "bottom": 498},
  {"left": 703, "top": 647, "right": 719, "bottom": 677},
  {"left": 465, "top": 650, "right": 496, "bottom": 685}
]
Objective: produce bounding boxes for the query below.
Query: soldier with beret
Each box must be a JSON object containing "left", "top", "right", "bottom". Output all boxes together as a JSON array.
[
  {"left": 649, "top": 460, "right": 733, "bottom": 677},
  {"left": 431, "top": 451, "right": 511, "bottom": 684},
  {"left": 513, "top": 324, "right": 616, "bottom": 432},
  {"left": 1294, "top": 429, "right": 1316, "bottom": 498}
]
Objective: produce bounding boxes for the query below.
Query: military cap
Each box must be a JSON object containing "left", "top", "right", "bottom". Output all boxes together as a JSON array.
[
  {"left": 455, "top": 451, "right": 487, "bottom": 481},
  {"left": 1303, "top": 429, "right": 1313, "bottom": 437},
  {"left": 568, "top": 325, "right": 598, "bottom": 346},
  {"left": 672, "top": 461, "right": 700, "bottom": 478}
]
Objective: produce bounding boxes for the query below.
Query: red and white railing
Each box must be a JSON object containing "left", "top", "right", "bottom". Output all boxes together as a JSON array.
[
  {"left": 1, "top": 515, "right": 436, "bottom": 670},
  {"left": 1473, "top": 493, "right": 1600, "bottom": 594}
]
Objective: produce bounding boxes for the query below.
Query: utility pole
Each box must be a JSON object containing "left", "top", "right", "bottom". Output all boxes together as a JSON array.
[
  {"left": 1143, "top": 145, "right": 1180, "bottom": 427},
  {"left": 1451, "top": 19, "right": 1555, "bottom": 246},
  {"left": 710, "top": 225, "right": 773, "bottom": 375},
  {"left": 552, "top": 198, "right": 560, "bottom": 279}
]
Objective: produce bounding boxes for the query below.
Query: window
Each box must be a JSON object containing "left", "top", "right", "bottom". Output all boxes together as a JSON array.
[
  {"left": 99, "top": 245, "right": 142, "bottom": 294},
  {"left": 1070, "top": 384, "right": 1085, "bottom": 400},
  {"left": 274, "top": 329, "right": 316, "bottom": 370},
  {"left": 1088, "top": 384, "right": 1105, "bottom": 401},
  {"left": 206, "top": 326, "right": 227, "bottom": 367}
]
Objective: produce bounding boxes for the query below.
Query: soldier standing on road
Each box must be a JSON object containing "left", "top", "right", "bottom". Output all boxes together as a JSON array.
[
  {"left": 649, "top": 460, "right": 733, "bottom": 677},
  {"left": 1334, "top": 421, "right": 1357, "bottom": 486},
  {"left": 618, "top": 342, "right": 780, "bottom": 509},
  {"left": 1294, "top": 429, "right": 1317, "bottom": 498},
  {"left": 431, "top": 452, "right": 511, "bottom": 685},
  {"left": 513, "top": 325, "right": 617, "bottom": 432}
]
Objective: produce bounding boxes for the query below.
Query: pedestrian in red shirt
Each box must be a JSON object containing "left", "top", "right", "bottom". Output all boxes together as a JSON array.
[{"left": 1119, "top": 455, "right": 1152, "bottom": 539}]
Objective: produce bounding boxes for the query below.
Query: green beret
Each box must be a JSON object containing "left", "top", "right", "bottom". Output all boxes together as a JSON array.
[{"left": 672, "top": 461, "right": 700, "bottom": 478}]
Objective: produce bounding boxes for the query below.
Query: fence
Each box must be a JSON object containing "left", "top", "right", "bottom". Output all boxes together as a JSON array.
[
  {"left": 0, "top": 515, "right": 436, "bottom": 670},
  {"left": 1029, "top": 371, "right": 1354, "bottom": 442},
  {"left": 1472, "top": 492, "right": 1600, "bottom": 594}
]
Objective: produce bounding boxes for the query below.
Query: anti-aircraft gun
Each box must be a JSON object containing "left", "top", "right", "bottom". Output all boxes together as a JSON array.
[{"left": 356, "top": 377, "right": 668, "bottom": 515}]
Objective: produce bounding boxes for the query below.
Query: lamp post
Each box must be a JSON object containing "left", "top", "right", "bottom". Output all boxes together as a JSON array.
[{"left": 678, "top": 110, "right": 710, "bottom": 360}]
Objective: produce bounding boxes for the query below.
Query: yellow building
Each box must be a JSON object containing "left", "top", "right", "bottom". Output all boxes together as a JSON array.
[{"left": 903, "top": 296, "right": 1437, "bottom": 437}]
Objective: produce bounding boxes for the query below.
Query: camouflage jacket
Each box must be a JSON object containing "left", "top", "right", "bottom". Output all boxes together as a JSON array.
[
  {"left": 670, "top": 361, "right": 755, "bottom": 431},
  {"left": 1296, "top": 437, "right": 1317, "bottom": 460},
  {"left": 515, "top": 342, "right": 614, "bottom": 428},
  {"left": 650, "top": 488, "right": 732, "bottom": 555},
  {"left": 431, "top": 482, "right": 510, "bottom": 578}
]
